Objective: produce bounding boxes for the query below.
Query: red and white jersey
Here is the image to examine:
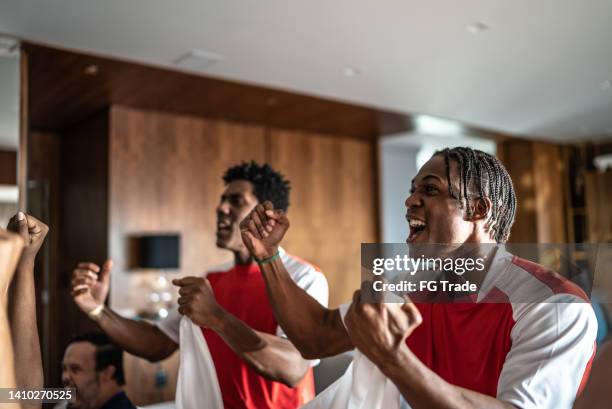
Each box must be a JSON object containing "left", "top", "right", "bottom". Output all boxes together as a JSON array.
[
  {"left": 342, "top": 247, "right": 597, "bottom": 409},
  {"left": 159, "top": 248, "right": 328, "bottom": 409}
]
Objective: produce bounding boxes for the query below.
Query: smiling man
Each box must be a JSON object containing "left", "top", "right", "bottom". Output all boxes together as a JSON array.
[
  {"left": 71, "top": 161, "right": 328, "bottom": 409},
  {"left": 61, "top": 333, "right": 135, "bottom": 409},
  {"left": 240, "top": 147, "right": 597, "bottom": 409}
]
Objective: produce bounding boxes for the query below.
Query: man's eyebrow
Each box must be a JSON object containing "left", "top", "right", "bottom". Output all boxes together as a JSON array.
[
  {"left": 412, "top": 174, "right": 444, "bottom": 185},
  {"left": 224, "top": 193, "right": 246, "bottom": 201}
]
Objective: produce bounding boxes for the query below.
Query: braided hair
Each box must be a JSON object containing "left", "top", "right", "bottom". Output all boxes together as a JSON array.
[{"left": 434, "top": 147, "right": 517, "bottom": 243}]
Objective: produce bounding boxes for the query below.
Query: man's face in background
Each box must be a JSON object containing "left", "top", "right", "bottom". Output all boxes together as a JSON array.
[
  {"left": 216, "top": 180, "right": 259, "bottom": 252},
  {"left": 61, "top": 342, "right": 101, "bottom": 409}
]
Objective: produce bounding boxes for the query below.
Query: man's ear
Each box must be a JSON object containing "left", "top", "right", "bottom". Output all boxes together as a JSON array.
[
  {"left": 470, "top": 197, "right": 491, "bottom": 221},
  {"left": 100, "top": 365, "right": 116, "bottom": 382}
]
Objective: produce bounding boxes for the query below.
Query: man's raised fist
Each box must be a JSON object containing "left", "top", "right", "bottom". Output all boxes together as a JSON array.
[
  {"left": 7, "top": 212, "right": 48, "bottom": 267},
  {"left": 240, "top": 201, "right": 289, "bottom": 260}
]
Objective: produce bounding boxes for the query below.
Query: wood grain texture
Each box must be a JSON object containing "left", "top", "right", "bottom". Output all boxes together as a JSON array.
[
  {"left": 27, "top": 130, "right": 62, "bottom": 387},
  {"left": 533, "top": 142, "right": 568, "bottom": 243},
  {"left": 26, "top": 43, "right": 405, "bottom": 140},
  {"left": 19, "top": 49, "right": 28, "bottom": 209},
  {"left": 499, "top": 139, "right": 569, "bottom": 244},
  {"left": 0, "top": 150, "right": 17, "bottom": 185},
  {"left": 498, "top": 139, "right": 538, "bottom": 243},
  {"left": 25, "top": 42, "right": 508, "bottom": 143},
  {"left": 108, "top": 106, "right": 266, "bottom": 310},
  {"left": 269, "top": 129, "right": 378, "bottom": 307},
  {"left": 585, "top": 171, "right": 612, "bottom": 243},
  {"left": 59, "top": 111, "right": 109, "bottom": 340}
]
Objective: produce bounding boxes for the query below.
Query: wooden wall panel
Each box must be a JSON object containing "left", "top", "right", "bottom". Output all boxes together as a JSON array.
[
  {"left": 533, "top": 142, "right": 568, "bottom": 243},
  {"left": 0, "top": 150, "right": 17, "bottom": 185},
  {"left": 498, "top": 140, "right": 569, "bottom": 244},
  {"left": 498, "top": 140, "right": 538, "bottom": 243},
  {"left": 585, "top": 171, "right": 612, "bottom": 243},
  {"left": 27, "top": 130, "right": 62, "bottom": 386},
  {"left": 108, "top": 106, "right": 266, "bottom": 311},
  {"left": 269, "top": 129, "right": 378, "bottom": 307}
]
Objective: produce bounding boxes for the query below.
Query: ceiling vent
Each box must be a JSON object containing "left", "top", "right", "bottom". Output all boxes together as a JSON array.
[{"left": 173, "top": 49, "right": 224, "bottom": 72}]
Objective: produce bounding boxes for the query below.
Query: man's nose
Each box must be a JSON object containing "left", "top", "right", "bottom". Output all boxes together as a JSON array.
[
  {"left": 61, "top": 371, "right": 71, "bottom": 386},
  {"left": 217, "top": 200, "right": 230, "bottom": 215},
  {"left": 405, "top": 192, "right": 421, "bottom": 209}
]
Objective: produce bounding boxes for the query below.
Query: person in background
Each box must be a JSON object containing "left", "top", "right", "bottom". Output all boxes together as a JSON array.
[
  {"left": 71, "top": 161, "right": 328, "bottom": 409},
  {"left": 61, "top": 332, "right": 136, "bottom": 409}
]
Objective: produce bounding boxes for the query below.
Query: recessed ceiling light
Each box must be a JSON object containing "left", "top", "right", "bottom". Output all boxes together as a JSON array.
[
  {"left": 343, "top": 67, "right": 360, "bottom": 77},
  {"left": 415, "top": 115, "right": 463, "bottom": 136},
  {"left": 84, "top": 65, "right": 99, "bottom": 76},
  {"left": 174, "top": 49, "right": 224, "bottom": 71},
  {"left": 600, "top": 80, "right": 611, "bottom": 90},
  {"left": 466, "top": 22, "right": 489, "bottom": 34}
]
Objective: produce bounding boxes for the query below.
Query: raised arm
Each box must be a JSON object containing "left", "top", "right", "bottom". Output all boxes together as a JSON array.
[
  {"left": 6, "top": 213, "right": 46, "bottom": 395},
  {"left": 71, "top": 260, "right": 177, "bottom": 362},
  {"left": 240, "top": 201, "right": 353, "bottom": 359},
  {"left": 0, "top": 228, "right": 23, "bottom": 394}
]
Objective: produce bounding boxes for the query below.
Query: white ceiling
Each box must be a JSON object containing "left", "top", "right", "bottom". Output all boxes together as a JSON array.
[{"left": 1, "top": 0, "right": 612, "bottom": 142}]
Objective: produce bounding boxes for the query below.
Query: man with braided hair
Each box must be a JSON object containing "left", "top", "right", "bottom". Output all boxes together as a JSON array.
[{"left": 241, "top": 147, "right": 596, "bottom": 409}]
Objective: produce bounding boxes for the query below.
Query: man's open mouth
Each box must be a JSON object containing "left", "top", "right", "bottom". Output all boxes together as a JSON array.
[
  {"left": 217, "top": 220, "right": 232, "bottom": 234},
  {"left": 407, "top": 217, "right": 427, "bottom": 242}
]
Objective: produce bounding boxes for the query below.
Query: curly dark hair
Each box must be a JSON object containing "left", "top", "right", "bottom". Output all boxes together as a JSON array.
[
  {"left": 223, "top": 161, "right": 291, "bottom": 211},
  {"left": 434, "top": 147, "right": 517, "bottom": 243}
]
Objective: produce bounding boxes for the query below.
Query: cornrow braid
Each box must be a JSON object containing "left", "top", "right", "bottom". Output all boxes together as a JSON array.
[{"left": 434, "top": 147, "right": 517, "bottom": 243}]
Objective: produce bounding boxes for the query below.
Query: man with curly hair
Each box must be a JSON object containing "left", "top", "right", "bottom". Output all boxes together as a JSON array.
[{"left": 71, "top": 161, "right": 328, "bottom": 409}]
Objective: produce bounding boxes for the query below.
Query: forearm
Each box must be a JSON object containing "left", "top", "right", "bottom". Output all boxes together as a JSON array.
[
  {"left": 8, "top": 261, "right": 43, "bottom": 391},
  {"left": 94, "top": 308, "right": 177, "bottom": 362},
  {"left": 381, "top": 347, "right": 515, "bottom": 409},
  {"left": 0, "top": 305, "right": 17, "bottom": 388},
  {"left": 212, "top": 309, "right": 309, "bottom": 387},
  {"left": 259, "top": 257, "right": 352, "bottom": 358}
]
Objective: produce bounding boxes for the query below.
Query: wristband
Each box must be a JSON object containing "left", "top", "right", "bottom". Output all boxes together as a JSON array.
[
  {"left": 256, "top": 251, "right": 280, "bottom": 265},
  {"left": 88, "top": 304, "right": 105, "bottom": 320}
]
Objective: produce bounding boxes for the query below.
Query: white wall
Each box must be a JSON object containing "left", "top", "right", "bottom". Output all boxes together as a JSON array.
[{"left": 379, "top": 145, "right": 419, "bottom": 242}]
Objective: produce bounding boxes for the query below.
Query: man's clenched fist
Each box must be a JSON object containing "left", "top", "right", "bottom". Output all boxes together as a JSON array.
[
  {"left": 240, "top": 201, "right": 289, "bottom": 260},
  {"left": 173, "top": 276, "right": 224, "bottom": 329},
  {"left": 71, "top": 260, "right": 113, "bottom": 314},
  {"left": 7, "top": 212, "right": 48, "bottom": 267},
  {"left": 344, "top": 286, "right": 422, "bottom": 368}
]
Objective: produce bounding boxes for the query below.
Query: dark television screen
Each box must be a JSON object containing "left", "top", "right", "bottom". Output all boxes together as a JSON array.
[{"left": 137, "top": 235, "right": 180, "bottom": 269}]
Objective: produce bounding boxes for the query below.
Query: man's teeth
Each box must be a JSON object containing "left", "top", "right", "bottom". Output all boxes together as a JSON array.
[{"left": 409, "top": 219, "right": 426, "bottom": 228}]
